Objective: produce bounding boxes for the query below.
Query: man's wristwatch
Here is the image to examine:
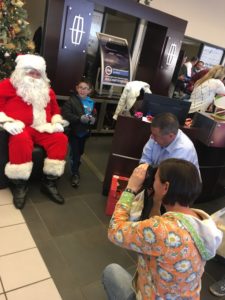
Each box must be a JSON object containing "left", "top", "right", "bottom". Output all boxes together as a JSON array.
[{"left": 124, "top": 188, "right": 137, "bottom": 195}]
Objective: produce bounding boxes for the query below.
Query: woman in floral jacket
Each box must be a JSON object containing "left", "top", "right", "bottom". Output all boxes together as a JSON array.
[{"left": 103, "top": 159, "right": 223, "bottom": 300}]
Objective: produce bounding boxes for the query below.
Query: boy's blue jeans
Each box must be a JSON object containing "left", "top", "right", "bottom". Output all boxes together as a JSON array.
[{"left": 102, "top": 263, "right": 136, "bottom": 300}]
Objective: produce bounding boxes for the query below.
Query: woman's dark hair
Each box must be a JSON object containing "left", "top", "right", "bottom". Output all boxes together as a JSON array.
[{"left": 158, "top": 158, "right": 202, "bottom": 206}]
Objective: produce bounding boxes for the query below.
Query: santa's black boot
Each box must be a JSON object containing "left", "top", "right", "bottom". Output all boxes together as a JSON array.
[
  {"left": 41, "top": 175, "right": 65, "bottom": 204},
  {"left": 10, "top": 179, "right": 28, "bottom": 209}
]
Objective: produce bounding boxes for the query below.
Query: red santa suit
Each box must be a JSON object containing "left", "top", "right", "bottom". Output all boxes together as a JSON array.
[{"left": 0, "top": 75, "right": 68, "bottom": 180}]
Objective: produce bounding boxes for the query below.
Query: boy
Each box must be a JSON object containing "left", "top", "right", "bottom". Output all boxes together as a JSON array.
[{"left": 62, "top": 79, "right": 96, "bottom": 187}]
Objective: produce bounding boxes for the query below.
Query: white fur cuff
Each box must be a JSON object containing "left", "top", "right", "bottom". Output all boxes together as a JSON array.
[
  {"left": 51, "top": 114, "right": 63, "bottom": 124},
  {"left": 5, "top": 161, "right": 33, "bottom": 180},
  {"left": 0, "top": 112, "right": 14, "bottom": 123},
  {"left": 43, "top": 158, "right": 66, "bottom": 177}
]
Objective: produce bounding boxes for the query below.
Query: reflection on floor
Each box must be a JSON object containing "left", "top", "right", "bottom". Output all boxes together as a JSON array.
[{"left": 0, "top": 135, "right": 225, "bottom": 299}]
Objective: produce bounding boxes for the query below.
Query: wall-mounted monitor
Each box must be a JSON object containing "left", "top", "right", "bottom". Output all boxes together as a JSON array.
[
  {"left": 199, "top": 44, "right": 225, "bottom": 68},
  {"left": 141, "top": 93, "right": 191, "bottom": 125}
]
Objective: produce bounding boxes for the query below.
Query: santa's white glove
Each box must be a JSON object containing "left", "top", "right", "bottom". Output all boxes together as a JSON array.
[
  {"left": 51, "top": 117, "right": 69, "bottom": 128},
  {"left": 61, "top": 119, "right": 69, "bottom": 127},
  {"left": 3, "top": 121, "right": 24, "bottom": 135},
  {"left": 53, "top": 123, "right": 64, "bottom": 133},
  {"left": 34, "top": 123, "right": 54, "bottom": 133}
]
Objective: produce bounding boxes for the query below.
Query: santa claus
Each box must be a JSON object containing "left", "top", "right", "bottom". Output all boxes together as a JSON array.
[{"left": 0, "top": 54, "right": 68, "bottom": 209}]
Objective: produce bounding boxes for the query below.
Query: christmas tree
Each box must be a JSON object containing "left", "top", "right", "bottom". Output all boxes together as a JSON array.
[{"left": 0, "top": 0, "right": 35, "bottom": 80}]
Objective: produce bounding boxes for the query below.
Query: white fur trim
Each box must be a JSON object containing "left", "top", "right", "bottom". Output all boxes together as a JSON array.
[
  {"left": 5, "top": 161, "right": 33, "bottom": 180},
  {"left": 43, "top": 158, "right": 66, "bottom": 177},
  {"left": 0, "top": 112, "right": 14, "bottom": 123},
  {"left": 51, "top": 114, "right": 63, "bottom": 124},
  {"left": 15, "top": 54, "right": 46, "bottom": 73},
  {"left": 32, "top": 106, "right": 47, "bottom": 127}
]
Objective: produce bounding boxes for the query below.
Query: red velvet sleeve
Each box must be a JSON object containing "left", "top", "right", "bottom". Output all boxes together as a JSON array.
[{"left": 49, "top": 88, "right": 61, "bottom": 116}]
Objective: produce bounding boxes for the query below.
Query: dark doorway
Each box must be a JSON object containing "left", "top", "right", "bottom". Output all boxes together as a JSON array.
[{"left": 135, "top": 22, "right": 167, "bottom": 93}]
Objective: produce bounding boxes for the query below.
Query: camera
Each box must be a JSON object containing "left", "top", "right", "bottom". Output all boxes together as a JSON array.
[
  {"left": 141, "top": 165, "right": 157, "bottom": 220},
  {"left": 142, "top": 165, "right": 157, "bottom": 190}
]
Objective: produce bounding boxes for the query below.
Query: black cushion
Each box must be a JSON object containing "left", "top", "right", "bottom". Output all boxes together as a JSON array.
[
  {"left": 0, "top": 129, "right": 45, "bottom": 188},
  {"left": 0, "top": 130, "right": 9, "bottom": 189}
]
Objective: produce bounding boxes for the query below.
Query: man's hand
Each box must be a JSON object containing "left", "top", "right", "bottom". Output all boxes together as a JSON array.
[
  {"left": 53, "top": 123, "right": 64, "bottom": 133},
  {"left": 3, "top": 121, "right": 24, "bottom": 135},
  {"left": 126, "top": 163, "right": 149, "bottom": 194}
]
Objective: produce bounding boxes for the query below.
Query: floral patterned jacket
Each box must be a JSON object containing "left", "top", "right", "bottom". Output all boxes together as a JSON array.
[{"left": 108, "top": 191, "right": 222, "bottom": 300}]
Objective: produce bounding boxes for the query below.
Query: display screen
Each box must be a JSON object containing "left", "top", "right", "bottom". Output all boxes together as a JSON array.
[
  {"left": 200, "top": 45, "right": 224, "bottom": 68},
  {"left": 141, "top": 93, "right": 191, "bottom": 125},
  {"left": 97, "top": 33, "right": 131, "bottom": 87}
]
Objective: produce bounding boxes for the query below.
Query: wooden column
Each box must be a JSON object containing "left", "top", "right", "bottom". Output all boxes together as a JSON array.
[{"left": 43, "top": 0, "right": 94, "bottom": 95}]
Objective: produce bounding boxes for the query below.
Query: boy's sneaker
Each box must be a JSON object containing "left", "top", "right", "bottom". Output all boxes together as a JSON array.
[
  {"left": 210, "top": 277, "right": 225, "bottom": 297},
  {"left": 71, "top": 174, "right": 80, "bottom": 188}
]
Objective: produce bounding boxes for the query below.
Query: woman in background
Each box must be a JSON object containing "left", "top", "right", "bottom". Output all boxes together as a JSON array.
[{"left": 189, "top": 65, "right": 225, "bottom": 114}]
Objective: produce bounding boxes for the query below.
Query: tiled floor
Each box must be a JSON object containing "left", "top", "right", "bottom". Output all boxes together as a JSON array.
[
  {"left": 0, "top": 135, "right": 225, "bottom": 299},
  {"left": 0, "top": 190, "right": 61, "bottom": 299}
]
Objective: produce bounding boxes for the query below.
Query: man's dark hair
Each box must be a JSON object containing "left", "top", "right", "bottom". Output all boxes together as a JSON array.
[
  {"left": 158, "top": 158, "right": 202, "bottom": 206},
  {"left": 151, "top": 113, "right": 179, "bottom": 135}
]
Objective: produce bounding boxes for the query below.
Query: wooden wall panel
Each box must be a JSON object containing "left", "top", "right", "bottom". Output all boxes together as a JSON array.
[
  {"left": 43, "top": 0, "right": 187, "bottom": 96},
  {"left": 43, "top": 0, "right": 94, "bottom": 95}
]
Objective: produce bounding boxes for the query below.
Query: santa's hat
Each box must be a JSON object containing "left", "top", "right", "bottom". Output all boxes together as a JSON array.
[{"left": 15, "top": 54, "right": 46, "bottom": 74}]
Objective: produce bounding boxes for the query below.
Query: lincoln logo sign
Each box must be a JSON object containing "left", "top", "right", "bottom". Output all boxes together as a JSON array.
[
  {"left": 166, "top": 43, "right": 177, "bottom": 66},
  {"left": 70, "top": 14, "right": 85, "bottom": 46}
]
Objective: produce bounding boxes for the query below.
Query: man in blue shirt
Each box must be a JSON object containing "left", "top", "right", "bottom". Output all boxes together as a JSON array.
[{"left": 140, "top": 113, "right": 200, "bottom": 173}]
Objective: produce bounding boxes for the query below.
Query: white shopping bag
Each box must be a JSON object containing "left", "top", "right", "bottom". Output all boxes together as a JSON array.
[{"left": 211, "top": 207, "right": 225, "bottom": 258}]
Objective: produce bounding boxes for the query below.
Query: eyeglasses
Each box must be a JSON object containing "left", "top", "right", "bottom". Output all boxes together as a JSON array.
[{"left": 77, "top": 86, "right": 90, "bottom": 91}]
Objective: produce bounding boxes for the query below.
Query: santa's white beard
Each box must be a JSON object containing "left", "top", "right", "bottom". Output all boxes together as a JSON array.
[{"left": 11, "top": 69, "right": 51, "bottom": 127}]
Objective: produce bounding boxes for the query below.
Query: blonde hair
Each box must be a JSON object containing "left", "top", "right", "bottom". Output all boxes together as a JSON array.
[{"left": 194, "top": 65, "right": 225, "bottom": 87}]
